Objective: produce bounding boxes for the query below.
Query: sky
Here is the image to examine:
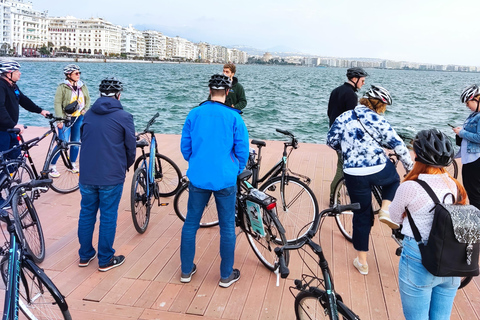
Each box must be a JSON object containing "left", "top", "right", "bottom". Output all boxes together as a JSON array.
[{"left": 31, "top": 0, "right": 479, "bottom": 67}]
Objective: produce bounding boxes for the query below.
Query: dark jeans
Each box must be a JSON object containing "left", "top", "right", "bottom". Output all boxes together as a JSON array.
[
  {"left": 462, "top": 157, "right": 480, "bottom": 210},
  {"left": 0, "top": 131, "right": 20, "bottom": 160},
  {"left": 344, "top": 160, "right": 400, "bottom": 252}
]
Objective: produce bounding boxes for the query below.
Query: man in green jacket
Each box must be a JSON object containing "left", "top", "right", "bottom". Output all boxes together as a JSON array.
[{"left": 223, "top": 63, "right": 247, "bottom": 110}]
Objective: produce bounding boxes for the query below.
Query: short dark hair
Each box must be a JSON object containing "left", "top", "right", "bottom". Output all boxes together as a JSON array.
[{"left": 223, "top": 63, "right": 236, "bottom": 74}]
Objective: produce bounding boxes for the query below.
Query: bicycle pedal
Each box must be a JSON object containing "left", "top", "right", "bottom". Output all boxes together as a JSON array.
[{"left": 159, "top": 203, "right": 169, "bottom": 206}]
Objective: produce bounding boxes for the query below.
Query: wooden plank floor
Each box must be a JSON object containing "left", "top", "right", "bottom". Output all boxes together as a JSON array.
[{"left": 1, "top": 126, "right": 479, "bottom": 320}]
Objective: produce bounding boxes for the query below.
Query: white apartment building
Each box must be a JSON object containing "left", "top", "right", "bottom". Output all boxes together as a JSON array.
[
  {"left": 48, "top": 16, "right": 122, "bottom": 56},
  {"left": 122, "top": 24, "right": 145, "bottom": 58},
  {"left": 228, "top": 48, "right": 248, "bottom": 64},
  {"left": 0, "top": 0, "right": 48, "bottom": 56},
  {"left": 169, "top": 36, "right": 197, "bottom": 61},
  {"left": 143, "top": 30, "right": 166, "bottom": 59}
]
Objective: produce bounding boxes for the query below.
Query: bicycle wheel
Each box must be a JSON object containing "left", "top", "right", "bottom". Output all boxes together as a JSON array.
[
  {"left": 242, "top": 205, "right": 289, "bottom": 271},
  {"left": 259, "top": 176, "right": 318, "bottom": 244},
  {"left": 173, "top": 181, "right": 219, "bottom": 227},
  {"left": 12, "top": 190, "right": 45, "bottom": 263},
  {"left": 295, "top": 290, "right": 359, "bottom": 320},
  {"left": 47, "top": 142, "right": 81, "bottom": 194},
  {"left": 0, "top": 160, "right": 35, "bottom": 201},
  {"left": 446, "top": 159, "right": 458, "bottom": 179},
  {"left": 134, "top": 153, "right": 182, "bottom": 197},
  {"left": 0, "top": 257, "right": 72, "bottom": 320},
  {"left": 131, "top": 167, "right": 151, "bottom": 234},
  {"left": 333, "top": 178, "right": 353, "bottom": 242}
]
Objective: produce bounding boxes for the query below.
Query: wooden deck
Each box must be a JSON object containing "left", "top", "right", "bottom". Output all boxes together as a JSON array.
[{"left": 1, "top": 126, "right": 479, "bottom": 320}]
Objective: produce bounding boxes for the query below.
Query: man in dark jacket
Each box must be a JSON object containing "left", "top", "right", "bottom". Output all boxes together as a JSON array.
[
  {"left": 327, "top": 67, "right": 368, "bottom": 206},
  {"left": 223, "top": 63, "right": 247, "bottom": 110},
  {"left": 77, "top": 77, "right": 136, "bottom": 272}
]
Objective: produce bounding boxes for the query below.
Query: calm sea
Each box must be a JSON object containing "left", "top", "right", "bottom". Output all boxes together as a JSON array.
[{"left": 16, "top": 61, "right": 478, "bottom": 145}]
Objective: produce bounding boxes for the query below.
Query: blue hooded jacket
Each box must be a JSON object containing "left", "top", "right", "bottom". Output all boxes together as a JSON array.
[
  {"left": 181, "top": 100, "right": 249, "bottom": 191},
  {"left": 80, "top": 96, "right": 136, "bottom": 185}
]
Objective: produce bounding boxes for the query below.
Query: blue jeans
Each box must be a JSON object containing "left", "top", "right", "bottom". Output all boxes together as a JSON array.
[
  {"left": 180, "top": 184, "right": 236, "bottom": 279},
  {"left": 78, "top": 183, "right": 123, "bottom": 266},
  {"left": 0, "top": 131, "right": 20, "bottom": 160},
  {"left": 51, "top": 115, "right": 83, "bottom": 164},
  {"left": 344, "top": 160, "right": 400, "bottom": 251},
  {"left": 399, "top": 237, "right": 460, "bottom": 320}
]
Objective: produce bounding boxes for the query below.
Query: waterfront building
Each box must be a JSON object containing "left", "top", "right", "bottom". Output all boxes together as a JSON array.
[
  {"left": 228, "top": 48, "right": 247, "bottom": 64},
  {"left": 168, "top": 36, "right": 197, "bottom": 61},
  {"left": 122, "top": 24, "right": 145, "bottom": 58},
  {"left": 47, "top": 16, "right": 122, "bottom": 56},
  {"left": 0, "top": 0, "right": 48, "bottom": 56},
  {"left": 143, "top": 30, "right": 166, "bottom": 59}
]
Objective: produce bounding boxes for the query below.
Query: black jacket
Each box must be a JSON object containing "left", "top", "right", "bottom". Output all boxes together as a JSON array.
[
  {"left": 0, "top": 77, "right": 42, "bottom": 131},
  {"left": 327, "top": 82, "right": 358, "bottom": 127},
  {"left": 79, "top": 96, "right": 136, "bottom": 185}
]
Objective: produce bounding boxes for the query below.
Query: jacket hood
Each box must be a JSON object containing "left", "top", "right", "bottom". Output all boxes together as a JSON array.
[
  {"left": 62, "top": 79, "right": 85, "bottom": 88},
  {"left": 91, "top": 96, "right": 123, "bottom": 115}
]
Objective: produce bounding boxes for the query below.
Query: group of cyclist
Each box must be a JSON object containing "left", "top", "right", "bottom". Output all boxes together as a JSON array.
[{"left": 326, "top": 67, "right": 480, "bottom": 319}]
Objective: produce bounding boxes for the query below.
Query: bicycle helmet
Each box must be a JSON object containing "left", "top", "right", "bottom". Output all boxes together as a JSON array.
[
  {"left": 346, "top": 67, "right": 369, "bottom": 80},
  {"left": 460, "top": 84, "right": 479, "bottom": 103},
  {"left": 63, "top": 64, "right": 80, "bottom": 75},
  {"left": 413, "top": 129, "right": 454, "bottom": 167},
  {"left": 99, "top": 77, "right": 123, "bottom": 95},
  {"left": 208, "top": 74, "right": 232, "bottom": 90},
  {"left": 0, "top": 60, "right": 20, "bottom": 74},
  {"left": 363, "top": 85, "right": 393, "bottom": 105}
]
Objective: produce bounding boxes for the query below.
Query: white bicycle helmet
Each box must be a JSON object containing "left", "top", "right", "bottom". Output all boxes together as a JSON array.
[
  {"left": 363, "top": 85, "right": 393, "bottom": 105},
  {"left": 0, "top": 60, "right": 20, "bottom": 74},
  {"left": 460, "top": 84, "right": 479, "bottom": 103},
  {"left": 63, "top": 64, "right": 80, "bottom": 75}
]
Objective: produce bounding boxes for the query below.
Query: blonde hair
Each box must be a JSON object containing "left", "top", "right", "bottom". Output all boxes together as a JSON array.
[{"left": 359, "top": 97, "right": 387, "bottom": 114}]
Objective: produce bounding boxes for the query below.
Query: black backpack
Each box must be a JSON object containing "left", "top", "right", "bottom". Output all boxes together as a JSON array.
[{"left": 405, "top": 179, "right": 480, "bottom": 277}]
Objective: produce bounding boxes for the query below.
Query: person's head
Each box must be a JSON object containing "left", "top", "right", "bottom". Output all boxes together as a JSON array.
[
  {"left": 208, "top": 74, "right": 231, "bottom": 100},
  {"left": 405, "top": 128, "right": 467, "bottom": 204},
  {"left": 359, "top": 85, "right": 392, "bottom": 114},
  {"left": 99, "top": 77, "right": 123, "bottom": 100},
  {"left": 63, "top": 64, "right": 81, "bottom": 83},
  {"left": 460, "top": 84, "right": 480, "bottom": 113},
  {"left": 223, "top": 63, "right": 236, "bottom": 79},
  {"left": 0, "top": 59, "right": 21, "bottom": 84},
  {"left": 346, "top": 67, "right": 368, "bottom": 91}
]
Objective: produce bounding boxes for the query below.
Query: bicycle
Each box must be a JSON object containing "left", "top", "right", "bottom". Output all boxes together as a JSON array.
[
  {"left": 6, "top": 114, "right": 82, "bottom": 195},
  {"left": 0, "top": 180, "right": 71, "bottom": 320},
  {"left": 130, "top": 112, "right": 182, "bottom": 233},
  {"left": 174, "top": 128, "right": 319, "bottom": 244},
  {"left": 332, "top": 153, "right": 459, "bottom": 242},
  {"left": 274, "top": 203, "right": 362, "bottom": 320}
]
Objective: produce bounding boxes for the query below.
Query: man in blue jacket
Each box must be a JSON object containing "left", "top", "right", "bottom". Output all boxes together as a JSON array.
[
  {"left": 180, "top": 74, "right": 249, "bottom": 288},
  {"left": 77, "top": 77, "right": 136, "bottom": 272}
]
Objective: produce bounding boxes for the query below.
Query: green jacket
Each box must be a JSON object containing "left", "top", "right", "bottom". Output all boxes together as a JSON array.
[
  {"left": 54, "top": 80, "right": 91, "bottom": 120},
  {"left": 225, "top": 77, "right": 247, "bottom": 110}
]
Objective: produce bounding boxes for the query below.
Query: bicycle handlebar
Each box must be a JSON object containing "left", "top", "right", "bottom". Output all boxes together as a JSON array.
[
  {"left": 276, "top": 128, "right": 299, "bottom": 149},
  {"left": 143, "top": 112, "right": 160, "bottom": 133}
]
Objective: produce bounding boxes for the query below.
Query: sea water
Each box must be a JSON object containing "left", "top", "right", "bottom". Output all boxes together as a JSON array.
[{"left": 16, "top": 61, "right": 477, "bottom": 145}]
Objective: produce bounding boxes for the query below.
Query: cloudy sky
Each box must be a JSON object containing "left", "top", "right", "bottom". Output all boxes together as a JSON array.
[{"left": 32, "top": 0, "right": 478, "bottom": 66}]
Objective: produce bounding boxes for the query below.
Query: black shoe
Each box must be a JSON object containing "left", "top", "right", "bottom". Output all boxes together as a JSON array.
[
  {"left": 219, "top": 269, "right": 240, "bottom": 288},
  {"left": 98, "top": 255, "right": 125, "bottom": 272},
  {"left": 180, "top": 264, "right": 197, "bottom": 283},
  {"left": 78, "top": 253, "right": 97, "bottom": 267}
]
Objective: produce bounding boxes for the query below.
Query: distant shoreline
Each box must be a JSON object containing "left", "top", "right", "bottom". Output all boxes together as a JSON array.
[{"left": 12, "top": 57, "right": 220, "bottom": 65}]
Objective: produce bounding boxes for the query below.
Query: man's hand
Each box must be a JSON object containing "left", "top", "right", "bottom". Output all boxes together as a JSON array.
[
  {"left": 453, "top": 126, "right": 461, "bottom": 135},
  {"left": 40, "top": 110, "right": 50, "bottom": 117},
  {"left": 57, "top": 122, "right": 64, "bottom": 129},
  {"left": 14, "top": 124, "right": 24, "bottom": 134}
]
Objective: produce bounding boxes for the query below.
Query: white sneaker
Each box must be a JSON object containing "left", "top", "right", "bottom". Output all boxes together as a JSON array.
[
  {"left": 71, "top": 163, "right": 79, "bottom": 174},
  {"left": 49, "top": 166, "right": 60, "bottom": 178}
]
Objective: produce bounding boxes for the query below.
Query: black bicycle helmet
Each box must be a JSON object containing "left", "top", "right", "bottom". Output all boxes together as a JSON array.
[
  {"left": 413, "top": 129, "right": 454, "bottom": 167},
  {"left": 346, "top": 67, "right": 369, "bottom": 80},
  {"left": 363, "top": 85, "right": 393, "bottom": 105},
  {"left": 99, "top": 77, "right": 123, "bottom": 95},
  {"left": 208, "top": 74, "right": 232, "bottom": 90}
]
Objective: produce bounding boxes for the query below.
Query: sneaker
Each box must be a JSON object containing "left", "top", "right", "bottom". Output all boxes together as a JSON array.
[
  {"left": 78, "top": 253, "right": 97, "bottom": 267},
  {"left": 180, "top": 264, "right": 197, "bottom": 283},
  {"left": 353, "top": 257, "right": 368, "bottom": 275},
  {"left": 70, "top": 163, "right": 79, "bottom": 174},
  {"left": 98, "top": 255, "right": 125, "bottom": 272},
  {"left": 49, "top": 166, "right": 60, "bottom": 178},
  {"left": 378, "top": 210, "right": 400, "bottom": 229},
  {"left": 219, "top": 269, "right": 241, "bottom": 288}
]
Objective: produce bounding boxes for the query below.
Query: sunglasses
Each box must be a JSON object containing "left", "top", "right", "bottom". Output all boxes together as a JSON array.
[{"left": 71, "top": 72, "right": 81, "bottom": 75}]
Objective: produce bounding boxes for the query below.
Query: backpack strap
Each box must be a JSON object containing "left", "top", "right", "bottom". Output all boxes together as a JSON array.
[
  {"left": 405, "top": 207, "right": 424, "bottom": 243},
  {"left": 415, "top": 179, "right": 441, "bottom": 204}
]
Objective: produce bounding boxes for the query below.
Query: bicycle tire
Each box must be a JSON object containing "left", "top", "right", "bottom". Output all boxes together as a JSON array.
[
  {"left": 12, "top": 190, "right": 45, "bottom": 263},
  {"left": 0, "top": 256, "right": 72, "bottom": 320},
  {"left": 259, "top": 176, "right": 318, "bottom": 244},
  {"left": 295, "top": 290, "right": 360, "bottom": 320},
  {"left": 47, "top": 142, "right": 81, "bottom": 194},
  {"left": 133, "top": 153, "right": 182, "bottom": 197},
  {"left": 131, "top": 167, "right": 151, "bottom": 234},
  {"left": 446, "top": 160, "right": 458, "bottom": 179},
  {"left": 173, "top": 181, "right": 219, "bottom": 227},
  {"left": 0, "top": 160, "right": 35, "bottom": 201},
  {"left": 242, "top": 204, "right": 290, "bottom": 271}
]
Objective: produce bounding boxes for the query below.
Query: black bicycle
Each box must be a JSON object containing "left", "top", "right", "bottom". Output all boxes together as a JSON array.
[
  {"left": 6, "top": 114, "right": 82, "bottom": 195},
  {"left": 174, "top": 129, "right": 319, "bottom": 244},
  {"left": 275, "top": 203, "right": 361, "bottom": 320},
  {"left": 0, "top": 180, "right": 71, "bottom": 320}
]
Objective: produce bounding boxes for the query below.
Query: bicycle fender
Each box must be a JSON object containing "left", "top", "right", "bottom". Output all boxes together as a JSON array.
[{"left": 267, "top": 209, "right": 286, "bottom": 234}]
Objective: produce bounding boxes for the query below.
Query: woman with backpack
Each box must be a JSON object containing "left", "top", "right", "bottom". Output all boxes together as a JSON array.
[{"left": 390, "top": 129, "right": 467, "bottom": 320}]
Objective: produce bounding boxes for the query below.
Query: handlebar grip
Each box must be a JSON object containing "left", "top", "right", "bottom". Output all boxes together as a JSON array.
[
  {"left": 276, "top": 128, "right": 292, "bottom": 136},
  {"left": 7, "top": 128, "right": 21, "bottom": 134},
  {"left": 336, "top": 203, "right": 361, "bottom": 212},
  {"left": 274, "top": 247, "right": 290, "bottom": 278},
  {"left": 29, "top": 179, "right": 53, "bottom": 189}
]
